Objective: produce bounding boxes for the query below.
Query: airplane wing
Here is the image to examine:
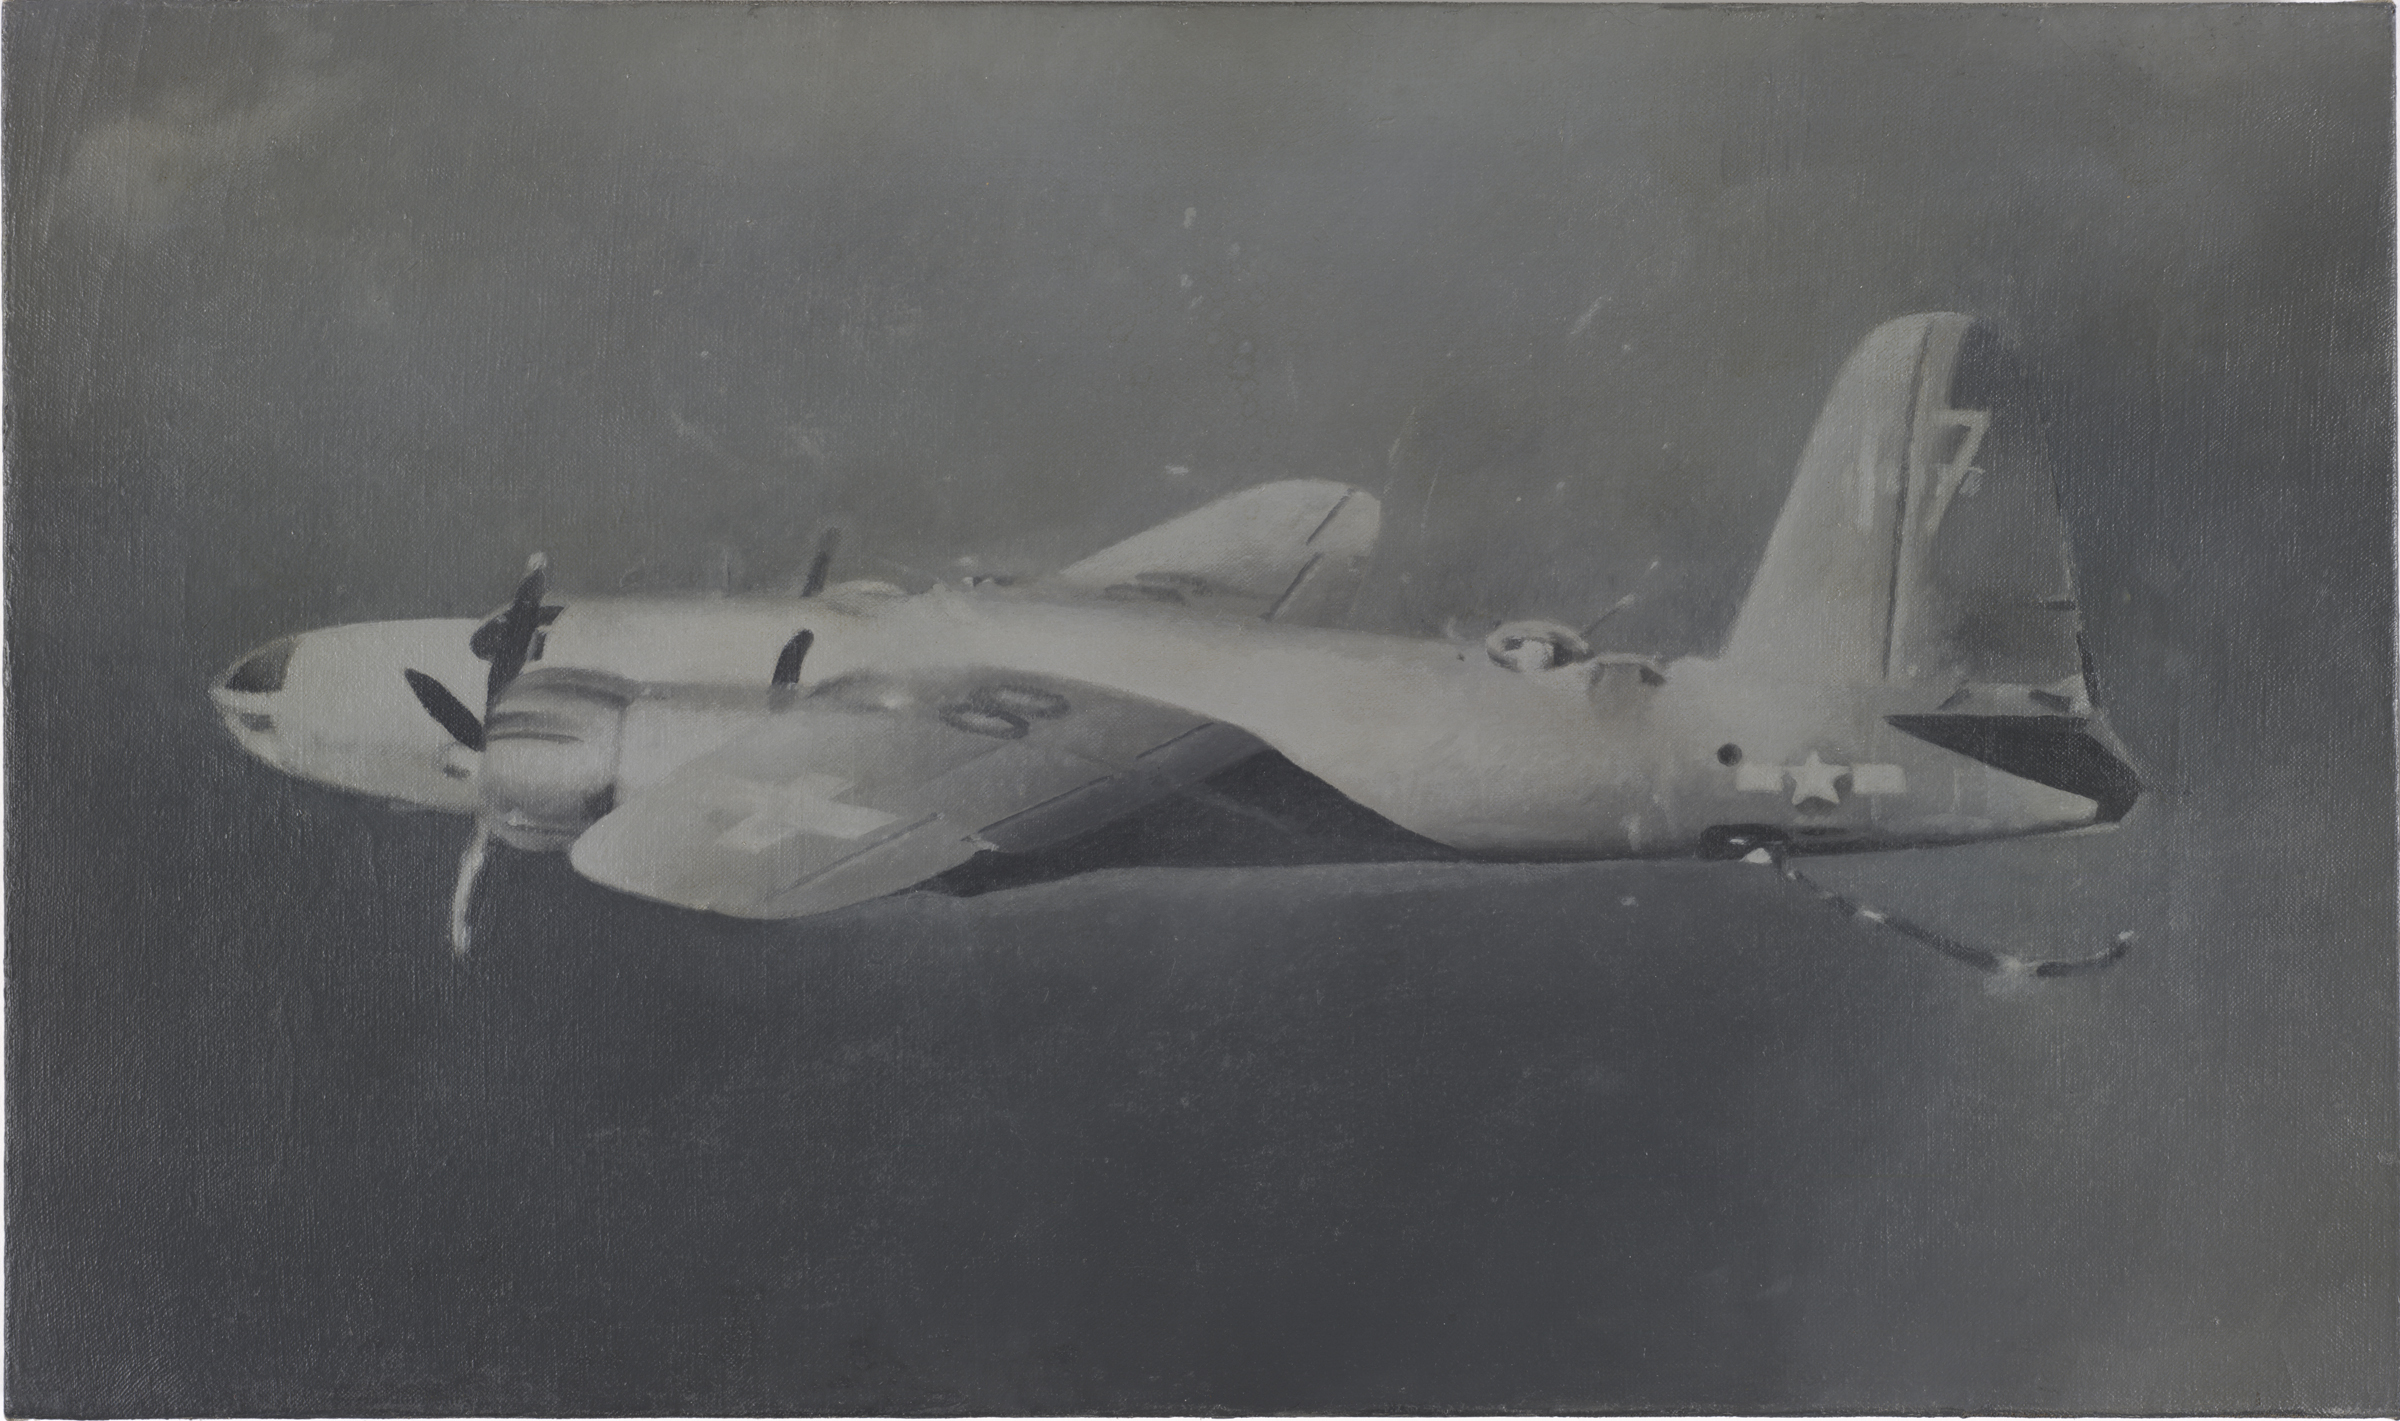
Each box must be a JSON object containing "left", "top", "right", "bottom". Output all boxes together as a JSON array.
[
  {"left": 1035, "top": 479, "right": 1380, "bottom": 624},
  {"left": 566, "top": 670, "right": 1260, "bottom": 919},
  {"left": 570, "top": 481, "right": 1382, "bottom": 920}
]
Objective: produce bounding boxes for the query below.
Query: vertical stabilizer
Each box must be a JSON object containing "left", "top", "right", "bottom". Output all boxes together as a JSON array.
[{"left": 1719, "top": 313, "right": 2091, "bottom": 711}]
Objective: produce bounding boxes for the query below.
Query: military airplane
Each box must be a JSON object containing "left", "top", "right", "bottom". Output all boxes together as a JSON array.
[{"left": 212, "top": 313, "right": 2141, "bottom": 972}]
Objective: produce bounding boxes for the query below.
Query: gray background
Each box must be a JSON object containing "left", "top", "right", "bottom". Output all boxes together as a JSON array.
[{"left": 7, "top": 2, "right": 2393, "bottom": 1413}]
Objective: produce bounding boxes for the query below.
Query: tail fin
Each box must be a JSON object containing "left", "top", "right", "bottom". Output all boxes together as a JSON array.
[
  {"left": 1720, "top": 313, "right": 2092, "bottom": 711},
  {"left": 1040, "top": 480, "right": 1381, "bottom": 625}
]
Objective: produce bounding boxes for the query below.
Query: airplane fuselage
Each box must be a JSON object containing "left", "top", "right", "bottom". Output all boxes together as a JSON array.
[
  {"left": 213, "top": 582, "right": 2121, "bottom": 865},
  {"left": 203, "top": 317, "right": 2143, "bottom": 946},
  {"left": 918, "top": 590, "right": 2118, "bottom": 858}
]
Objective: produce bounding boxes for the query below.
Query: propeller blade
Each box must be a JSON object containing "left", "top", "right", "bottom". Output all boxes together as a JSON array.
[
  {"left": 448, "top": 819, "right": 493, "bottom": 956},
  {"left": 484, "top": 552, "right": 550, "bottom": 707},
  {"left": 403, "top": 669, "right": 486, "bottom": 751},
  {"left": 770, "top": 629, "right": 814, "bottom": 688},
  {"left": 799, "top": 528, "right": 841, "bottom": 598}
]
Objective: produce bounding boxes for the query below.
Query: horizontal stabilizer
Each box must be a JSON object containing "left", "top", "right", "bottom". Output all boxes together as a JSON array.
[{"left": 1886, "top": 713, "right": 2141, "bottom": 823}]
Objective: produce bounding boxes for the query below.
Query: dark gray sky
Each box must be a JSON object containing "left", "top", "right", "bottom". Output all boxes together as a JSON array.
[{"left": 8, "top": 3, "right": 2394, "bottom": 1414}]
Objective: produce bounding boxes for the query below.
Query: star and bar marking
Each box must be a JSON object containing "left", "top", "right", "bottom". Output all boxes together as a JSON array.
[
  {"left": 1734, "top": 750, "right": 1906, "bottom": 807},
  {"left": 717, "top": 771, "right": 902, "bottom": 853}
]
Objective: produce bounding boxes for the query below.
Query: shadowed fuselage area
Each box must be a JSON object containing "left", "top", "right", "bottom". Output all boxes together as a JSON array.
[{"left": 924, "top": 749, "right": 1464, "bottom": 900}]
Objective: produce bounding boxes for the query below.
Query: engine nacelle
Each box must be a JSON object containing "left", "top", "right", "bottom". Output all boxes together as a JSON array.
[{"left": 478, "top": 674, "right": 632, "bottom": 850}]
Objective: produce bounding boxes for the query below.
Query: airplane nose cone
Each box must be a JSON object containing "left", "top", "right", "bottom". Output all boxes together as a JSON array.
[
  {"left": 218, "top": 636, "right": 297, "bottom": 694},
  {"left": 211, "top": 635, "right": 298, "bottom": 757}
]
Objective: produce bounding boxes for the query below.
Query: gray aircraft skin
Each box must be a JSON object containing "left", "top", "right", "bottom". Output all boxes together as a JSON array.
[{"left": 210, "top": 313, "right": 2140, "bottom": 950}]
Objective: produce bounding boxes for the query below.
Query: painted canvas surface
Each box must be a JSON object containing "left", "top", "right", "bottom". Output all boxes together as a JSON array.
[{"left": 6, "top": 2, "right": 2393, "bottom": 1414}]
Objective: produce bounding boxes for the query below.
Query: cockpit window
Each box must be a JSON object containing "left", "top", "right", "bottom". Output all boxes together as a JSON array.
[{"left": 223, "top": 638, "right": 297, "bottom": 694}]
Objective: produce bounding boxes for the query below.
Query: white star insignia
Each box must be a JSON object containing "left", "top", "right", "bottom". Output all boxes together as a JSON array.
[
  {"left": 716, "top": 772, "right": 901, "bottom": 852},
  {"left": 1787, "top": 750, "right": 1849, "bottom": 807}
]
